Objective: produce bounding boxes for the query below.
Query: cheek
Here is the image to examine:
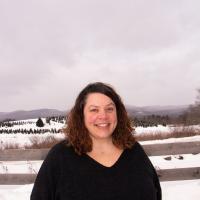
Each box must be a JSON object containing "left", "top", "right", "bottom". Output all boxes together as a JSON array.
[
  {"left": 111, "top": 113, "right": 118, "bottom": 122},
  {"left": 85, "top": 114, "right": 97, "bottom": 124}
]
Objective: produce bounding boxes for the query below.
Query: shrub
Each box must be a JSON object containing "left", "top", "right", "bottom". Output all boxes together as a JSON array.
[{"left": 36, "top": 118, "right": 44, "bottom": 127}]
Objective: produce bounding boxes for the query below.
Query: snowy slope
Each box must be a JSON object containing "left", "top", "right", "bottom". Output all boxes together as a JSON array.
[{"left": 0, "top": 119, "right": 200, "bottom": 199}]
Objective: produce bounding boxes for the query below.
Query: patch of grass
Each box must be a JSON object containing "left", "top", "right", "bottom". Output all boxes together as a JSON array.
[
  {"left": 135, "top": 126, "right": 200, "bottom": 141},
  {"left": 2, "top": 143, "right": 20, "bottom": 150},
  {"left": 25, "top": 135, "right": 64, "bottom": 149},
  {"left": 170, "top": 126, "right": 200, "bottom": 138}
]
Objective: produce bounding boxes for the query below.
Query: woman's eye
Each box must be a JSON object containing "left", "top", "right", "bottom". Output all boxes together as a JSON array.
[
  {"left": 106, "top": 107, "right": 114, "bottom": 112},
  {"left": 90, "top": 109, "right": 98, "bottom": 112}
]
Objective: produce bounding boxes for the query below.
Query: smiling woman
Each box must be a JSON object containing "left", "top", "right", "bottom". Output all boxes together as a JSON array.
[
  {"left": 83, "top": 93, "right": 118, "bottom": 142},
  {"left": 30, "top": 82, "right": 162, "bottom": 200}
]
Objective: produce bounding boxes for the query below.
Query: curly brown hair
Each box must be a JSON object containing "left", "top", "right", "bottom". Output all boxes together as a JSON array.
[{"left": 63, "top": 82, "right": 136, "bottom": 155}]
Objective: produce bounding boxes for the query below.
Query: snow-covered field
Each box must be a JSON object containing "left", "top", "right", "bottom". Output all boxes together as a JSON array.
[
  {"left": 0, "top": 119, "right": 200, "bottom": 199},
  {"left": 0, "top": 179, "right": 199, "bottom": 200}
]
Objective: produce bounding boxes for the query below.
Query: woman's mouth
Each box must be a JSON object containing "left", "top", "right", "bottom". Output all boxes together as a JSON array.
[{"left": 95, "top": 123, "right": 110, "bottom": 127}]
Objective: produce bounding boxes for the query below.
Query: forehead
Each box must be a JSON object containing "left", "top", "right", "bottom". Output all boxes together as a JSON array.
[{"left": 85, "top": 93, "right": 115, "bottom": 106}]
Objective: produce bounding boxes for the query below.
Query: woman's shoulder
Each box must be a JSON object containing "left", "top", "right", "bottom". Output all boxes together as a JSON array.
[
  {"left": 49, "top": 139, "right": 70, "bottom": 151},
  {"left": 128, "top": 141, "right": 147, "bottom": 156},
  {"left": 129, "top": 141, "right": 142, "bottom": 151},
  {"left": 46, "top": 139, "right": 75, "bottom": 159}
]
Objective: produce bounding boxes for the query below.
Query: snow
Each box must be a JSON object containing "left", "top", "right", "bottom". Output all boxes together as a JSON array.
[
  {"left": 0, "top": 119, "right": 65, "bottom": 149},
  {"left": 0, "top": 161, "right": 42, "bottom": 174},
  {"left": 135, "top": 125, "right": 171, "bottom": 134},
  {"left": 150, "top": 153, "right": 200, "bottom": 169},
  {"left": 161, "top": 179, "right": 200, "bottom": 200},
  {"left": 0, "top": 184, "right": 32, "bottom": 200},
  {"left": 0, "top": 120, "right": 200, "bottom": 199},
  {"left": 0, "top": 180, "right": 199, "bottom": 200}
]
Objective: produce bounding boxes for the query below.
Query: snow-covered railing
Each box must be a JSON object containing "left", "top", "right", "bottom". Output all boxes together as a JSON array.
[{"left": 0, "top": 141, "right": 200, "bottom": 184}]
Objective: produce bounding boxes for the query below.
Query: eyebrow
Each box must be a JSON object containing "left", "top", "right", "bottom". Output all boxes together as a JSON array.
[{"left": 88, "top": 103, "right": 115, "bottom": 108}]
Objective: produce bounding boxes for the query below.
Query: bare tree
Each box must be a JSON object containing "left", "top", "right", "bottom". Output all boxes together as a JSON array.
[{"left": 186, "top": 88, "right": 200, "bottom": 124}]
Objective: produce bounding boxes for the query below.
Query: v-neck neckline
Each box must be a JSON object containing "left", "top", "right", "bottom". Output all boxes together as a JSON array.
[{"left": 84, "top": 148, "right": 127, "bottom": 169}]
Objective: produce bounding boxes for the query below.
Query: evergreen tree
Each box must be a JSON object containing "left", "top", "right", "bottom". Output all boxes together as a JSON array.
[{"left": 36, "top": 118, "right": 44, "bottom": 127}]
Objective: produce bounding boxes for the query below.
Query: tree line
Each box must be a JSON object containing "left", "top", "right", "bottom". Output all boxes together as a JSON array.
[
  {"left": 177, "top": 88, "right": 200, "bottom": 125},
  {"left": 130, "top": 115, "right": 170, "bottom": 127},
  {"left": 0, "top": 128, "right": 61, "bottom": 134}
]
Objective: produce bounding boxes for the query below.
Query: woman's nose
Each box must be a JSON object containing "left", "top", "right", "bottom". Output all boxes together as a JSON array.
[{"left": 98, "top": 110, "right": 108, "bottom": 119}]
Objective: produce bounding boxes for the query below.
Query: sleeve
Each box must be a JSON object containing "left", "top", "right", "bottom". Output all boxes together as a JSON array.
[
  {"left": 30, "top": 146, "right": 61, "bottom": 200},
  {"left": 136, "top": 142, "right": 162, "bottom": 200},
  {"left": 151, "top": 162, "right": 162, "bottom": 200}
]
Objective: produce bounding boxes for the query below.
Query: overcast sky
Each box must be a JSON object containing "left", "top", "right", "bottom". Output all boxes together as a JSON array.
[{"left": 0, "top": 0, "right": 200, "bottom": 112}]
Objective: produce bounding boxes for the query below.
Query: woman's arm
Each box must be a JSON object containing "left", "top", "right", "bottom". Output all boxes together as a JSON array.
[
  {"left": 152, "top": 163, "right": 162, "bottom": 200},
  {"left": 30, "top": 146, "right": 61, "bottom": 200},
  {"left": 136, "top": 142, "right": 162, "bottom": 200}
]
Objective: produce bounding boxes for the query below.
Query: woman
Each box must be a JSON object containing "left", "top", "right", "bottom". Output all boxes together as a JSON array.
[{"left": 31, "top": 82, "right": 162, "bottom": 200}]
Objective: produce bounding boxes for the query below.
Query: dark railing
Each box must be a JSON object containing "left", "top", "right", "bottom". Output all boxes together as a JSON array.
[{"left": 0, "top": 141, "right": 200, "bottom": 184}]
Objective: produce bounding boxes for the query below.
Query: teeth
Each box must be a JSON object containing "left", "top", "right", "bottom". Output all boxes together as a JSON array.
[{"left": 96, "top": 123, "right": 108, "bottom": 127}]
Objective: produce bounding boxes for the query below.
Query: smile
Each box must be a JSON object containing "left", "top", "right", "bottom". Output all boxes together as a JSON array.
[{"left": 95, "top": 123, "right": 110, "bottom": 127}]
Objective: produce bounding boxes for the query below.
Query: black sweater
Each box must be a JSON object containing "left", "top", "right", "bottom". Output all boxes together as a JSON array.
[{"left": 31, "top": 141, "right": 162, "bottom": 200}]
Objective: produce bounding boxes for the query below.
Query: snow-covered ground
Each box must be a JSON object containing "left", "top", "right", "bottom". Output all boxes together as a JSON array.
[
  {"left": 0, "top": 119, "right": 200, "bottom": 199},
  {"left": 0, "top": 118, "right": 65, "bottom": 149},
  {"left": 0, "top": 180, "right": 200, "bottom": 200}
]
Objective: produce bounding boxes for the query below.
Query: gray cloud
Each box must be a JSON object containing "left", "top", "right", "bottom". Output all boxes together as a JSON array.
[{"left": 0, "top": 0, "right": 200, "bottom": 111}]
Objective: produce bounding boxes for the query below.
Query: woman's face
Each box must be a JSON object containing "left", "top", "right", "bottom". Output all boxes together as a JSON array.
[{"left": 83, "top": 92, "right": 117, "bottom": 141}]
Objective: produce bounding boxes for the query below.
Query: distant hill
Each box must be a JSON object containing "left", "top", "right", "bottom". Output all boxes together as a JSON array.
[
  {"left": 0, "top": 105, "right": 189, "bottom": 122},
  {"left": 126, "top": 105, "right": 189, "bottom": 117},
  {"left": 0, "top": 109, "right": 67, "bottom": 121}
]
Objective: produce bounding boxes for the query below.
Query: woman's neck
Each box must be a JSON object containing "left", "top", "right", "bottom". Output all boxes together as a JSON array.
[{"left": 89, "top": 137, "right": 119, "bottom": 155}]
